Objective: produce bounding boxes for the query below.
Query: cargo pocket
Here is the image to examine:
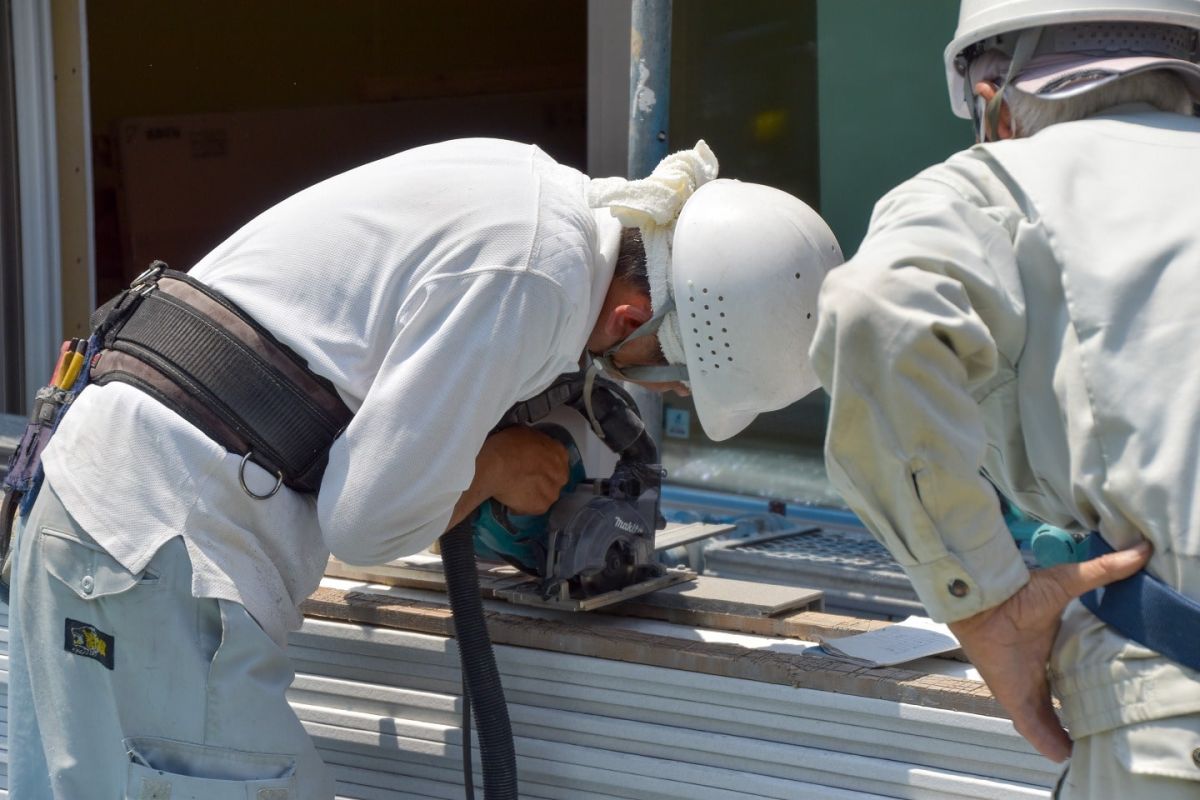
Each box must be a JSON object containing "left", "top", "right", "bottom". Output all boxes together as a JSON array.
[
  {"left": 1114, "top": 717, "right": 1200, "bottom": 783},
  {"left": 124, "top": 736, "right": 296, "bottom": 800},
  {"left": 40, "top": 526, "right": 159, "bottom": 601}
]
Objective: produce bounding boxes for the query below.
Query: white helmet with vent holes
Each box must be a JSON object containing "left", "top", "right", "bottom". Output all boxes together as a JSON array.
[
  {"left": 670, "top": 179, "right": 842, "bottom": 442},
  {"left": 945, "top": 0, "right": 1200, "bottom": 119}
]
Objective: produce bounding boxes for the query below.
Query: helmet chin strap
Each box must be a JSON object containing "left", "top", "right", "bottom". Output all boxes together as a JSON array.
[{"left": 972, "top": 27, "right": 1043, "bottom": 142}]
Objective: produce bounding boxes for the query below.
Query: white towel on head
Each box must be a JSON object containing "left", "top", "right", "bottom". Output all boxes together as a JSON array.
[{"left": 587, "top": 140, "right": 720, "bottom": 369}]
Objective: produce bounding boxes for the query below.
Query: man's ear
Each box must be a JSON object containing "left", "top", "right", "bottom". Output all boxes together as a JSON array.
[
  {"left": 609, "top": 302, "right": 652, "bottom": 339},
  {"left": 973, "top": 81, "right": 1015, "bottom": 140},
  {"left": 589, "top": 276, "right": 654, "bottom": 353}
]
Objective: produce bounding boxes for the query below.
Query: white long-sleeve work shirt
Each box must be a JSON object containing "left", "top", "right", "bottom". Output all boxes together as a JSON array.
[
  {"left": 811, "top": 108, "right": 1200, "bottom": 737},
  {"left": 43, "top": 139, "right": 620, "bottom": 643}
]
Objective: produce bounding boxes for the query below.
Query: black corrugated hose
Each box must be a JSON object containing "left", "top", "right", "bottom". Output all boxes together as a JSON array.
[{"left": 441, "top": 514, "right": 518, "bottom": 800}]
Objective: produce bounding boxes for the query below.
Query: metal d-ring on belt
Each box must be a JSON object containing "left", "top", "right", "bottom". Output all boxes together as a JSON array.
[{"left": 89, "top": 262, "right": 354, "bottom": 498}]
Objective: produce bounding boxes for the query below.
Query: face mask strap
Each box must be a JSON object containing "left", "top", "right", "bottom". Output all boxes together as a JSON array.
[
  {"left": 592, "top": 294, "right": 690, "bottom": 381},
  {"left": 605, "top": 295, "right": 675, "bottom": 356}
]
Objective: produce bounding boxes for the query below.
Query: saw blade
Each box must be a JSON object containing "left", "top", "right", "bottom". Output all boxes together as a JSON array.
[{"left": 576, "top": 539, "right": 638, "bottom": 596}]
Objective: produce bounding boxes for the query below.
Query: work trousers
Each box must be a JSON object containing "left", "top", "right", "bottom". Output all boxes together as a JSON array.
[
  {"left": 1055, "top": 715, "right": 1200, "bottom": 799},
  {"left": 8, "top": 482, "right": 335, "bottom": 799}
]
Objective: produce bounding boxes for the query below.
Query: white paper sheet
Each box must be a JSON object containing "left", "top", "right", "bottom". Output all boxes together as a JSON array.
[{"left": 819, "top": 616, "right": 961, "bottom": 667}]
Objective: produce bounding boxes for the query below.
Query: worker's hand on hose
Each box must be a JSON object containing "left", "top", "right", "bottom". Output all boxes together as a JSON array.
[
  {"left": 477, "top": 426, "right": 569, "bottom": 515},
  {"left": 947, "top": 540, "right": 1151, "bottom": 763}
]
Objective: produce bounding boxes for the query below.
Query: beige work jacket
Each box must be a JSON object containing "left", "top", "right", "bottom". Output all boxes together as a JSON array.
[{"left": 811, "top": 107, "right": 1200, "bottom": 738}]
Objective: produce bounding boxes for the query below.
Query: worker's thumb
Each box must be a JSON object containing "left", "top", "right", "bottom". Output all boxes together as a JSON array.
[{"left": 1048, "top": 540, "right": 1152, "bottom": 602}]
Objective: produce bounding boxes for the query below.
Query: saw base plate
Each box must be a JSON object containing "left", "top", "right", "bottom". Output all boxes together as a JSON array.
[{"left": 494, "top": 567, "right": 697, "bottom": 612}]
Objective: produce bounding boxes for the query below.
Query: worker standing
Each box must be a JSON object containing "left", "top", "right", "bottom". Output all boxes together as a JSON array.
[
  {"left": 4, "top": 137, "right": 840, "bottom": 798},
  {"left": 810, "top": 1, "right": 1200, "bottom": 797}
]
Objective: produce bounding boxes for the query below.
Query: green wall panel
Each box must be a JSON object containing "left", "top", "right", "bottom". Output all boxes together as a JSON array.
[
  {"left": 670, "top": 0, "right": 819, "bottom": 207},
  {"left": 817, "top": 0, "right": 971, "bottom": 256}
]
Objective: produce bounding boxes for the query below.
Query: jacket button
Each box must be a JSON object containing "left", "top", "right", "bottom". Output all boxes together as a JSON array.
[
  {"left": 81, "top": 575, "right": 94, "bottom": 595},
  {"left": 948, "top": 579, "right": 969, "bottom": 598}
]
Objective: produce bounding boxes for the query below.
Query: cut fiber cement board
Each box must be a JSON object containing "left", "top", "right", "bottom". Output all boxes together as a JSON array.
[
  {"left": 652, "top": 521, "right": 737, "bottom": 551},
  {"left": 618, "top": 574, "right": 823, "bottom": 617},
  {"left": 325, "top": 558, "right": 826, "bottom": 635}
]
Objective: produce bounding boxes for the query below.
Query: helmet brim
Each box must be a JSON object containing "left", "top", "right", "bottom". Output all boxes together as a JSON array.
[{"left": 690, "top": 393, "right": 759, "bottom": 443}]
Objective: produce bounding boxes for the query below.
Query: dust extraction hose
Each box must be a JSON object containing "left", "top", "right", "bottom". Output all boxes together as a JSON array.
[{"left": 441, "top": 515, "right": 518, "bottom": 800}]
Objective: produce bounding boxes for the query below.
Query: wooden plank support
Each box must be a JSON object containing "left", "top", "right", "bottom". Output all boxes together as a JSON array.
[
  {"left": 325, "top": 558, "right": 454, "bottom": 594},
  {"left": 301, "top": 584, "right": 1000, "bottom": 718},
  {"left": 303, "top": 588, "right": 455, "bottom": 638},
  {"left": 323, "top": 557, "right": 914, "bottom": 645}
]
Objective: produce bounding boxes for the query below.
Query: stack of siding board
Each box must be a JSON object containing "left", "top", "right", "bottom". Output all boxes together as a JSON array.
[
  {"left": 2, "top": 418, "right": 22, "bottom": 794},
  {"left": 0, "top": 561, "right": 1061, "bottom": 800},
  {"left": 291, "top": 562, "right": 1059, "bottom": 799},
  {"left": 0, "top": 604, "right": 7, "bottom": 797}
]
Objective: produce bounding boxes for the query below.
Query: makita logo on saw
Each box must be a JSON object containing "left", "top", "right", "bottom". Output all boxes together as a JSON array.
[{"left": 614, "top": 517, "right": 640, "bottom": 533}]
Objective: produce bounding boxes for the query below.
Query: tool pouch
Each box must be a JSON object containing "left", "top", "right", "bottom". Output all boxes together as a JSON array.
[
  {"left": 3, "top": 384, "right": 81, "bottom": 504},
  {"left": 1, "top": 337, "right": 98, "bottom": 602}
]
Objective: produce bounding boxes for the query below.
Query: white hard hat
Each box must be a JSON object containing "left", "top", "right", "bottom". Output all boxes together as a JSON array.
[
  {"left": 945, "top": 0, "right": 1200, "bottom": 118},
  {"left": 669, "top": 180, "right": 843, "bottom": 442}
]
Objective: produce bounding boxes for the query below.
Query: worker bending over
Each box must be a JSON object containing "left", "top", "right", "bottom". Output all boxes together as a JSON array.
[
  {"left": 5, "top": 138, "right": 840, "bottom": 798},
  {"left": 811, "top": 1, "right": 1200, "bottom": 797}
]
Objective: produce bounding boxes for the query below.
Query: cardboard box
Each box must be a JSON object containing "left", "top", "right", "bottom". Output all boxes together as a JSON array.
[{"left": 115, "top": 90, "right": 586, "bottom": 273}]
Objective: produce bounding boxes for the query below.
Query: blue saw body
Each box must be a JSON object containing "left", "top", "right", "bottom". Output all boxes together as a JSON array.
[
  {"left": 467, "top": 373, "right": 670, "bottom": 605},
  {"left": 472, "top": 424, "right": 588, "bottom": 574},
  {"left": 1001, "top": 496, "right": 1089, "bottom": 568}
]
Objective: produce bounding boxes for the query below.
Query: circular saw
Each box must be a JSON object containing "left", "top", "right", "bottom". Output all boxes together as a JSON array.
[
  {"left": 473, "top": 422, "right": 671, "bottom": 607},
  {"left": 471, "top": 372, "right": 692, "bottom": 610}
]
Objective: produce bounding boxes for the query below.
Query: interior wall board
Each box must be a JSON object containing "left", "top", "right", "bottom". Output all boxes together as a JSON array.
[
  {"left": 52, "top": 0, "right": 94, "bottom": 339},
  {"left": 115, "top": 90, "right": 587, "bottom": 273}
]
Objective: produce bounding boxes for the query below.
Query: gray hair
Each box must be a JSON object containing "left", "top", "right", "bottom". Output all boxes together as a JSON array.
[{"left": 997, "top": 68, "right": 1194, "bottom": 138}]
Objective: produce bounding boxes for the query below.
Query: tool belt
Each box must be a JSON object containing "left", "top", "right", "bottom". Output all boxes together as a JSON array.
[
  {"left": 90, "top": 262, "right": 353, "bottom": 496},
  {"left": 1081, "top": 532, "right": 1200, "bottom": 673}
]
